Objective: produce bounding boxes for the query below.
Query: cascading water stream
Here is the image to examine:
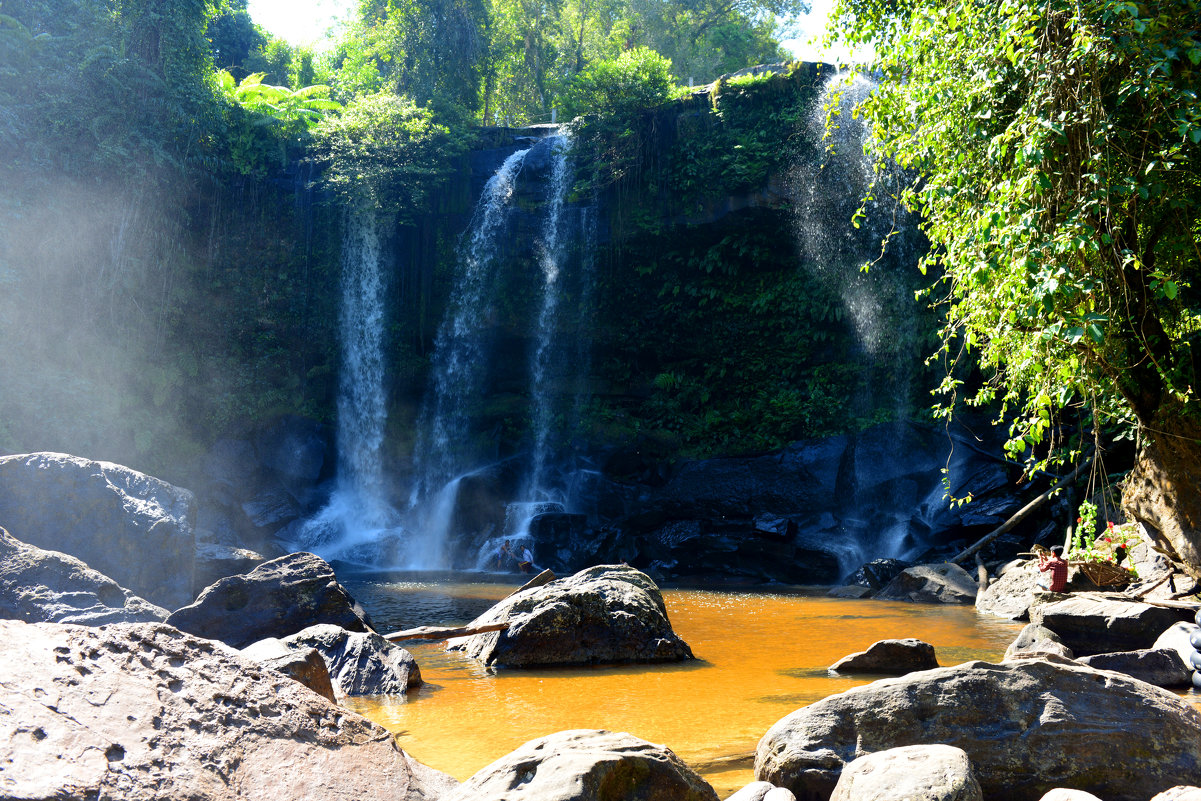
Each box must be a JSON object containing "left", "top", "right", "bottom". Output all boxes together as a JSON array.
[
  {"left": 794, "top": 71, "right": 923, "bottom": 574},
  {"left": 524, "top": 133, "right": 574, "bottom": 503},
  {"left": 412, "top": 147, "right": 531, "bottom": 501},
  {"left": 293, "top": 207, "right": 398, "bottom": 560}
]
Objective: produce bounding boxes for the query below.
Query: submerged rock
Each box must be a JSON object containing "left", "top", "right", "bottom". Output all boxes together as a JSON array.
[
  {"left": 443, "top": 729, "right": 718, "bottom": 801},
  {"left": 0, "top": 526, "right": 168, "bottom": 625},
  {"left": 166, "top": 551, "right": 372, "bottom": 648},
  {"left": 755, "top": 658, "right": 1201, "bottom": 801},
  {"left": 0, "top": 619, "right": 456, "bottom": 801},
  {"left": 874, "top": 563, "right": 978, "bottom": 604},
  {"left": 828, "top": 638, "right": 938, "bottom": 674},
  {"left": 448, "top": 564, "right": 694, "bottom": 667},
  {"left": 0, "top": 452, "right": 196, "bottom": 609}
]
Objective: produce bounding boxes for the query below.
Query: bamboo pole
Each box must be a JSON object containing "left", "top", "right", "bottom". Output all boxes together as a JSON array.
[{"left": 950, "top": 455, "right": 1094, "bottom": 566}]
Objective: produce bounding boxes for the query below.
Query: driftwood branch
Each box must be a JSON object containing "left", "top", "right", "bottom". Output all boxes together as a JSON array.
[
  {"left": 507, "top": 568, "right": 555, "bottom": 598},
  {"left": 383, "top": 622, "right": 509, "bottom": 643},
  {"left": 950, "top": 455, "right": 1094, "bottom": 566}
]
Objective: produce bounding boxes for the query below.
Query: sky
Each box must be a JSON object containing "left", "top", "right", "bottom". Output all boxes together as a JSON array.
[{"left": 246, "top": 0, "right": 859, "bottom": 63}]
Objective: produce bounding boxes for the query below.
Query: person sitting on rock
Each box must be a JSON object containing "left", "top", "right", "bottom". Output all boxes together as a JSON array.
[
  {"left": 1037, "top": 545, "right": 1069, "bottom": 592},
  {"left": 518, "top": 545, "right": 536, "bottom": 574}
]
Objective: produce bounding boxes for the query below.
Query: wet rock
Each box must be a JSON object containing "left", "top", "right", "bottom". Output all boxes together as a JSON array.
[
  {"left": 828, "top": 638, "right": 938, "bottom": 674},
  {"left": 1029, "top": 594, "right": 1191, "bottom": 655},
  {"left": 443, "top": 729, "right": 718, "bottom": 801},
  {"left": 0, "top": 526, "right": 168, "bottom": 625},
  {"left": 240, "top": 637, "right": 337, "bottom": 702},
  {"left": 447, "top": 564, "right": 693, "bottom": 667},
  {"left": 278, "top": 623, "right": 422, "bottom": 697},
  {"left": 874, "top": 563, "right": 978, "bottom": 604},
  {"left": 1078, "top": 647, "right": 1192, "bottom": 688},
  {"left": 0, "top": 452, "right": 196, "bottom": 609},
  {"left": 754, "top": 658, "right": 1201, "bottom": 801},
  {"left": 829, "top": 744, "right": 982, "bottom": 801},
  {"left": 827, "top": 585, "right": 873, "bottom": 599},
  {"left": 0, "top": 619, "right": 456, "bottom": 801},
  {"left": 1004, "top": 623, "right": 1073, "bottom": 661},
  {"left": 849, "top": 559, "right": 911, "bottom": 590},
  {"left": 167, "top": 551, "right": 372, "bottom": 648}
]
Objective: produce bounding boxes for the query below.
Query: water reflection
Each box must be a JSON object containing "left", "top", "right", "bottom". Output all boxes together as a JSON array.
[{"left": 340, "top": 574, "right": 1024, "bottom": 798}]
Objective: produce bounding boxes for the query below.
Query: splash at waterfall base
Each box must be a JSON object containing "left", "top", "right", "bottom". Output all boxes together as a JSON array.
[{"left": 231, "top": 416, "right": 1054, "bottom": 586}]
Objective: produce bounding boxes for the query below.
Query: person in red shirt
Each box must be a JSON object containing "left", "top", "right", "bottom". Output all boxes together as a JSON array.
[{"left": 1037, "top": 545, "right": 1069, "bottom": 592}]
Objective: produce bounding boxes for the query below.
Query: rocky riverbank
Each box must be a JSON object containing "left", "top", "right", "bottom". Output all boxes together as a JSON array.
[{"left": 3, "top": 451, "right": 1201, "bottom": 800}]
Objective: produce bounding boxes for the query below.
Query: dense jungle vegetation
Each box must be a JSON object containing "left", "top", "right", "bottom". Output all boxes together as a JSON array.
[{"left": 0, "top": 0, "right": 1197, "bottom": 508}]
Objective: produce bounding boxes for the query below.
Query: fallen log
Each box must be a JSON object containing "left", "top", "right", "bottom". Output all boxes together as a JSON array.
[{"left": 384, "top": 622, "right": 509, "bottom": 643}]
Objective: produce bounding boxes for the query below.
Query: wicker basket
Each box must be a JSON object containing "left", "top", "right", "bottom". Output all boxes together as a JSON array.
[{"left": 1072, "top": 560, "right": 1134, "bottom": 588}]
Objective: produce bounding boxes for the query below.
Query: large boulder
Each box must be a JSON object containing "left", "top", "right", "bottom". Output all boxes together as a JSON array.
[
  {"left": 829, "top": 744, "right": 982, "bottom": 801},
  {"left": 0, "top": 526, "right": 168, "bottom": 625},
  {"left": 828, "top": 639, "right": 938, "bottom": 674},
  {"left": 0, "top": 619, "right": 457, "bottom": 801},
  {"left": 447, "top": 564, "right": 694, "bottom": 667},
  {"left": 874, "top": 563, "right": 978, "bottom": 604},
  {"left": 1029, "top": 594, "right": 1190, "bottom": 655},
  {"left": 1153, "top": 622, "right": 1200, "bottom": 669},
  {"left": 443, "top": 729, "right": 718, "bottom": 801},
  {"left": 0, "top": 452, "right": 196, "bottom": 609},
  {"left": 754, "top": 658, "right": 1201, "bottom": 801},
  {"left": 166, "top": 551, "right": 372, "bottom": 649},
  {"left": 1122, "top": 431, "right": 1201, "bottom": 579},
  {"left": 277, "top": 623, "right": 422, "bottom": 697}
]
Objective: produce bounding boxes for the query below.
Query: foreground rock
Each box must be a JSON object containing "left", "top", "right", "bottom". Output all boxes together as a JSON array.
[
  {"left": 828, "top": 639, "right": 938, "bottom": 674},
  {"left": 1029, "top": 594, "right": 1189, "bottom": 655},
  {"left": 755, "top": 658, "right": 1201, "bottom": 801},
  {"left": 0, "top": 619, "right": 457, "bottom": 800},
  {"left": 166, "top": 552, "right": 372, "bottom": 649},
  {"left": 0, "top": 452, "right": 196, "bottom": 609},
  {"left": 443, "top": 729, "right": 718, "bottom": 801},
  {"left": 278, "top": 623, "right": 422, "bottom": 696},
  {"left": 0, "top": 527, "right": 168, "bottom": 625},
  {"left": 448, "top": 564, "right": 694, "bottom": 667},
  {"left": 829, "top": 744, "right": 982, "bottom": 801},
  {"left": 874, "top": 563, "right": 978, "bottom": 604}
]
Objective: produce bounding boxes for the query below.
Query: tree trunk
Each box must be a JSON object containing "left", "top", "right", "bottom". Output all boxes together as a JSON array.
[{"left": 1122, "top": 410, "right": 1201, "bottom": 579}]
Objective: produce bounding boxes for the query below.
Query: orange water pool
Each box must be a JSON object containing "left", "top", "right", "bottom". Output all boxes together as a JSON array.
[{"left": 342, "top": 577, "right": 1035, "bottom": 797}]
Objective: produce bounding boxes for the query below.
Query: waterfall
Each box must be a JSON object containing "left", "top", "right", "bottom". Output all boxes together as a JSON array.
[
  {"left": 793, "top": 71, "right": 923, "bottom": 572},
  {"left": 292, "top": 207, "right": 400, "bottom": 562},
  {"left": 412, "top": 147, "right": 530, "bottom": 501},
  {"left": 525, "top": 133, "right": 574, "bottom": 501}
]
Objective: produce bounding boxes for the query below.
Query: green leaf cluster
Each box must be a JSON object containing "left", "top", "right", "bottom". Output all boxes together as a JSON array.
[{"left": 828, "top": 0, "right": 1201, "bottom": 472}]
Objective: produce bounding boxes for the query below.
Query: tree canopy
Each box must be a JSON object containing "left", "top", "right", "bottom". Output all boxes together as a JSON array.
[{"left": 828, "top": 0, "right": 1201, "bottom": 472}]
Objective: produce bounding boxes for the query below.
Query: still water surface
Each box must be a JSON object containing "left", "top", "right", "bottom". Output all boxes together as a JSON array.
[{"left": 341, "top": 574, "right": 1026, "bottom": 797}]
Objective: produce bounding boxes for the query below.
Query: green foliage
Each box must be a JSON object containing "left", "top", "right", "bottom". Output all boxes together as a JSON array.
[
  {"left": 310, "top": 91, "right": 467, "bottom": 217},
  {"left": 217, "top": 70, "right": 340, "bottom": 129},
  {"left": 560, "top": 47, "right": 675, "bottom": 118},
  {"left": 828, "top": 0, "right": 1201, "bottom": 473}
]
